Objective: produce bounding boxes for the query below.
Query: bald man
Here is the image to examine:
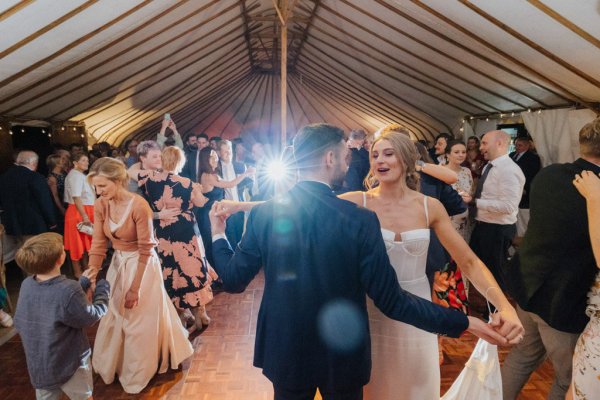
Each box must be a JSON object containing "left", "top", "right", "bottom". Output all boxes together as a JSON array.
[{"left": 469, "top": 130, "right": 525, "bottom": 293}]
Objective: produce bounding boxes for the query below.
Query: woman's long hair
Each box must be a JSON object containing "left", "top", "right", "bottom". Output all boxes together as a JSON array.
[
  {"left": 365, "top": 127, "right": 420, "bottom": 191},
  {"left": 198, "top": 146, "right": 216, "bottom": 176}
]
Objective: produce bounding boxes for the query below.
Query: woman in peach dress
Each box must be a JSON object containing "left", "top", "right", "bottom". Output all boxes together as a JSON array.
[{"left": 85, "top": 158, "right": 193, "bottom": 394}]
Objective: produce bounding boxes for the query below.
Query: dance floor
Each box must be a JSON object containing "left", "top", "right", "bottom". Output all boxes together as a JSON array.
[{"left": 0, "top": 272, "right": 554, "bottom": 399}]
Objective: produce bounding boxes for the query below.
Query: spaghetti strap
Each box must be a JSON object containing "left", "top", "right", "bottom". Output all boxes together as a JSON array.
[
  {"left": 362, "top": 192, "right": 367, "bottom": 208},
  {"left": 423, "top": 196, "right": 429, "bottom": 226}
]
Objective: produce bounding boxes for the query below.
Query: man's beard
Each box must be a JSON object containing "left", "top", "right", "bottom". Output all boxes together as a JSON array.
[{"left": 188, "top": 143, "right": 198, "bottom": 150}]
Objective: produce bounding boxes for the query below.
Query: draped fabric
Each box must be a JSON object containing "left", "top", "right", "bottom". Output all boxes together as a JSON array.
[{"left": 521, "top": 108, "right": 596, "bottom": 166}]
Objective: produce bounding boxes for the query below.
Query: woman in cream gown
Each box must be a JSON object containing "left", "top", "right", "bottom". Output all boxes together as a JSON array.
[
  {"left": 85, "top": 158, "right": 193, "bottom": 394},
  {"left": 340, "top": 127, "right": 523, "bottom": 399}
]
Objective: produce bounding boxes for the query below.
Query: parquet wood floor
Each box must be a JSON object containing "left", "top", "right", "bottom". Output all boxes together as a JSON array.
[{"left": 0, "top": 272, "right": 555, "bottom": 399}]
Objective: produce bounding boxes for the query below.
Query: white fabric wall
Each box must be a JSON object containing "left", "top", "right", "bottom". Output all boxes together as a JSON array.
[{"left": 522, "top": 108, "right": 597, "bottom": 166}]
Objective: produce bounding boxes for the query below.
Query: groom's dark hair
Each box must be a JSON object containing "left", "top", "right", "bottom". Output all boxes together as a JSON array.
[{"left": 293, "top": 123, "right": 345, "bottom": 171}]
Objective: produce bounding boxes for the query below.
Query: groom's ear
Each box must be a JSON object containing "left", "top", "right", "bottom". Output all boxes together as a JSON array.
[{"left": 324, "top": 150, "right": 335, "bottom": 167}]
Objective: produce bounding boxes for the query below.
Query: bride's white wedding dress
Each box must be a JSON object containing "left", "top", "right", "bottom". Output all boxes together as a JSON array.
[{"left": 364, "top": 195, "right": 440, "bottom": 400}]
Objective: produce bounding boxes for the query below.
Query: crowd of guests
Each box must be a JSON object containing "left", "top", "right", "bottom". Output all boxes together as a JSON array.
[{"left": 0, "top": 114, "right": 598, "bottom": 400}]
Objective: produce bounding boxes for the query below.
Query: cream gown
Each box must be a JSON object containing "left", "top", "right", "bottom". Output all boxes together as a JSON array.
[
  {"left": 92, "top": 198, "right": 194, "bottom": 394},
  {"left": 364, "top": 196, "right": 440, "bottom": 400}
]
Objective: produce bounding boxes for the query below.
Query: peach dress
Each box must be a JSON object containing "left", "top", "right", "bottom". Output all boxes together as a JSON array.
[{"left": 88, "top": 195, "right": 193, "bottom": 394}]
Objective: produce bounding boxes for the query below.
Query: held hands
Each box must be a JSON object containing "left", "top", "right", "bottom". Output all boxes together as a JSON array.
[
  {"left": 489, "top": 307, "right": 525, "bottom": 345},
  {"left": 209, "top": 202, "right": 227, "bottom": 235},
  {"left": 466, "top": 316, "right": 508, "bottom": 346},
  {"left": 213, "top": 200, "right": 243, "bottom": 218},
  {"left": 245, "top": 166, "right": 256, "bottom": 177},
  {"left": 124, "top": 287, "right": 140, "bottom": 309},
  {"left": 573, "top": 171, "right": 600, "bottom": 201}
]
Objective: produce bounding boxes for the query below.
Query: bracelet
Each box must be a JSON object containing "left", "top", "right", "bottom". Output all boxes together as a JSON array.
[{"left": 485, "top": 286, "right": 501, "bottom": 299}]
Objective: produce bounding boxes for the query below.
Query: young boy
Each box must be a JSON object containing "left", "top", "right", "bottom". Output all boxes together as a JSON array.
[{"left": 14, "top": 232, "right": 110, "bottom": 400}]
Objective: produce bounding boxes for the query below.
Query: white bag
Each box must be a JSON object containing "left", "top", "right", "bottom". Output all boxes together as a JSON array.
[{"left": 441, "top": 338, "right": 503, "bottom": 400}]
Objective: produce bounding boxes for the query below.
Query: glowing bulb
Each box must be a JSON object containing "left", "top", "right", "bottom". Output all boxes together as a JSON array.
[
  {"left": 80, "top": 134, "right": 85, "bottom": 138},
  {"left": 61, "top": 126, "right": 65, "bottom": 131},
  {"left": 527, "top": 109, "right": 531, "bottom": 113},
  {"left": 538, "top": 109, "right": 542, "bottom": 114},
  {"left": 42, "top": 129, "right": 46, "bottom": 134},
  {"left": 48, "top": 133, "right": 52, "bottom": 138},
  {"left": 21, "top": 128, "right": 25, "bottom": 133},
  {"left": 470, "top": 116, "right": 474, "bottom": 120},
  {"left": 511, "top": 112, "right": 515, "bottom": 117},
  {"left": 73, "top": 127, "right": 76, "bottom": 131},
  {"left": 460, "top": 127, "right": 464, "bottom": 132},
  {"left": 500, "top": 113, "right": 504, "bottom": 118},
  {"left": 9, "top": 130, "right": 13, "bottom": 135},
  {"left": 486, "top": 117, "right": 489, "bottom": 122}
]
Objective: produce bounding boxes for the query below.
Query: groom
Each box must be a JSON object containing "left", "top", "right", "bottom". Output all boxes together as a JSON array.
[{"left": 209, "top": 123, "right": 507, "bottom": 400}]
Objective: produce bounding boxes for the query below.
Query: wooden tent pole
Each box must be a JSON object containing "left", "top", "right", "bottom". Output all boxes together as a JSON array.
[{"left": 279, "top": 0, "right": 288, "bottom": 149}]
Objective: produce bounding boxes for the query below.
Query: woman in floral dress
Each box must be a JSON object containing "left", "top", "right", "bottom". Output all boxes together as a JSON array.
[
  {"left": 570, "top": 170, "right": 600, "bottom": 400},
  {"left": 138, "top": 146, "right": 217, "bottom": 330}
]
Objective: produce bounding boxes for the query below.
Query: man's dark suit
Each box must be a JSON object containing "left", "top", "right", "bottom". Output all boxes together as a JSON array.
[
  {"left": 0, "top": 165, "right": 57, "bottom": 236},
  {"left": 509, "top": 150, "right": 541, "bottom": 208},
  {"left": 344, "top": 148, "right": 370, "bottom": 191},
  {"left": 211, "top": 181, "right": 468, "bottom": 394},
  {"left": 217, "top": 159, "right": 251, "bottom": 246},
  {"left": 181, "top": 147, "right": 199, "bottom": 182},
  {"left": 506, "top": 158, "right": 600, "bottom": 333},
  {"left": 419, "top": 172, "right": 467, "bottom": 283}
]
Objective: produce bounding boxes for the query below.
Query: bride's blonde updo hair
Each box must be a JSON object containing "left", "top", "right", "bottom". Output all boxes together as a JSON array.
[
  {"left": 87, "top": 157, "right": 128, "bottom": 188},
  {"left": 365, "top": 124, "right": 420, "bottom": 191}
]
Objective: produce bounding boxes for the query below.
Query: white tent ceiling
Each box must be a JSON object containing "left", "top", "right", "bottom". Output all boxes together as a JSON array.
[{"left": 0, "top": 0, "right": 599, "bottom": 145}]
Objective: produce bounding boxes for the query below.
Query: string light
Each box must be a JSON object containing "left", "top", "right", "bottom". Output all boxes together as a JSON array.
[
  {"left": 485, "top": 117, "right": 489, "bottom": 122},
  {"left": 0, "top": 126, "right": 3, "bottom": 130},
  {"left": 9, "top": 130, "right": 13, "bottom": 135},
  {"left": 21, "top": 128, "right": 25, "bottom": 133},
  {"left": 461, "top": 119, "right": 465, "bottom": 123},
  {"left": 538, "top": 109, "right": 542, "bottom": 114},
  {"left": 459, "top": 127, "right": 464, "bottom": 132},
  {"left": 61, "top": 126, "right": 65, "bottom": 131},
  {"left": 42, "top": 129, "right": 45, "bottom": 134},
  {"left": 500, "top": 113, "right": 504, "bottom": 118},
  {"left": 80, "top": 134, "right": 85, "bottom": 138},
  {"left": 527, "top": 109, "right": 531, "bottom": 113},
  {"left": 470, "top": 116, "right": 474, "bottom": 120},
  {"left": 511, "top": 112, "right": 515, "bottom": 117},
  {"left": 48, "top": 133, "right": 52, "bottom": 138},
  {"left": 73, "top": 127, "right": 77, "bottom": 131}
]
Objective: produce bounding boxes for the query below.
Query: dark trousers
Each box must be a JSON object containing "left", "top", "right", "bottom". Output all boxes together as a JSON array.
[
  {"left": 273, "top": 385, "right": 363, "bottom": 400},
  {"left": 225, "top": 211, "right": 244, "bottom": 247},
  {"left": 469, "top": 221, "right": 516, "bottom": 292}
]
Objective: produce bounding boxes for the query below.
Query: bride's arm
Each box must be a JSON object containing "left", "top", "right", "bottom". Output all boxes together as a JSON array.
[{"left": 427, "top": 197, "right": 524, "bottom": 343}]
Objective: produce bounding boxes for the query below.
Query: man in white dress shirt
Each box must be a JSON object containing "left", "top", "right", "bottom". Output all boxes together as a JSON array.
[
  {"left": 469, "top": 130, "right": 525, "bottom": 292},
  {"left": 218, "top": 140, "right": 248, "bottom": 245}
]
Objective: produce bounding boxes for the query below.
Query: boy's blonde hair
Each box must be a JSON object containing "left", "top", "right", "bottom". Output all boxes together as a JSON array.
[{"left": 16, "top": 233, "right": 64, "bottom": 275}]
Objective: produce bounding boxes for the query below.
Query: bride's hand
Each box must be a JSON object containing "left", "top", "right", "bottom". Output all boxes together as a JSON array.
[
  {"left": 490, "top": 307, "right": 524, "bottom": 345},
  {"left": 124, "top": 288, "right": 140, "bottom": 309},
  {"left": 466, "top": 316, "right": 507, "bottom": 346}
]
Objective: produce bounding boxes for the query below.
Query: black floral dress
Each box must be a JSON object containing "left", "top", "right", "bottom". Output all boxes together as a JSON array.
[{"left": 138, "top": 171, "right": 216, "bottom": 309}]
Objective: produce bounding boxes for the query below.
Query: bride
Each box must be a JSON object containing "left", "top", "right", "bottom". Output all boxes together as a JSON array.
[{"left": 338, "top": 127, "right": 521, "bottom": 399}]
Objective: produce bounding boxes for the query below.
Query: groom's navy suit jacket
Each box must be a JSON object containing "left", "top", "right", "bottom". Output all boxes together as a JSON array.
[{"left": 212, "top": 181, "right": 468, "bottom": 391}]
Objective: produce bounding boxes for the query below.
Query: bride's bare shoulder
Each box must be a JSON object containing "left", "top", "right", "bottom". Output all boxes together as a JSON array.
[{"left": 338, "top": 190, "right": 365, "bottom": 205}]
